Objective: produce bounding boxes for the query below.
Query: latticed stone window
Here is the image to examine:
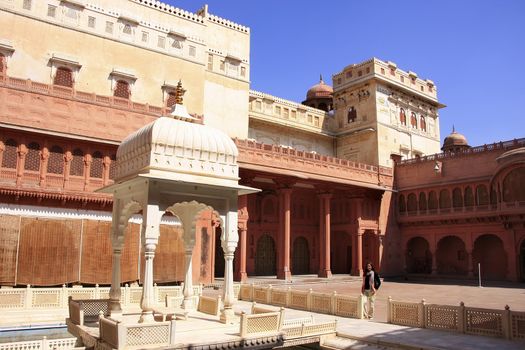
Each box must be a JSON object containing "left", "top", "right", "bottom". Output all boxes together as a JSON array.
[
  {"left": 53, "top": 67, "right": 73, "bottom": 88},
  {"left": 47, "top": 146, "right": 64, "bottom": 174},
  {"left": 108, "top": 154, "right": 117, "bottom": 179},
  {"left": 70, "top": 149, "right": 84, "bottom": 176},
  {"left": 47, "top": 5, "right": 56, "bottom": 18},
  {"left": 88, "top": 16, "right": 96, "bottom": 28},
  {"left": 166, "top": 91, "right": 177, "bottom": 108},
  {"left": 90, "top": 151, "right": 104, "bottom": 178},
  {"left": 114, "top": 80, "right": 130, "bottom": 99},
  {"left": 410, "top": 112, "right": 417, "bottom": 128},
  {"left": 0, "top": 54, "right": 5, "bottom": 75},
  {"left": 24, "top": 142, "right": 40, "bottom": 171},
  {"left": 123, "top": 24, "right": 132, "bottom": 35},
  {"left": 2, "top": 139, "right": 18, "bottom": 169},
  {"left": 22, "top": 0, "right": 32, "bottom": 10}
]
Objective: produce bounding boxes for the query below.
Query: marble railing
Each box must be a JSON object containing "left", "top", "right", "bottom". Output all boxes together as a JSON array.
[
  {"left": 0, "top": 284, "right": 202, "bottom": 310},
  {"left": 387, "top": 297, "right": 525, "bottom": 341},
  {"left": 239, "top": 284, "right": 364, "bottom": 319},
  {"left": 0, "top": 337, "right": 77, "bottom": 350}
]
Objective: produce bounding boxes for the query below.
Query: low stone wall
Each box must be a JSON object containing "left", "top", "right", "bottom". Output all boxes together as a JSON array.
[
  {"left": 0, "top": 284, "right": 202, "bottom": 310},
  {"left": 0, "top": 337, "right": 77, "bottom": 350},
  {"left": 239, "top": 284, "right": 363, "bottom": 319},
  {"left": 387, "top": 297, "right": 525, "bottom": 341}
]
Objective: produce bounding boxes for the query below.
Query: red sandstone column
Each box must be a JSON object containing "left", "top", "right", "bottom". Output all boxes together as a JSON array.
[
  {"left": 40, "top": 147, "right": 49, "bottom": 187},
  {"left": 102, "top": 156, "right": 111, "bottom": 185},
  {"left": 16, "top": 144, "right": 27, "bottom": 187},
  {"left": 321, "top": 193, "right": 332, "bottom": 278},
  {"left": 318, "top": 194, "right": 325, "bottom": 275},
  {"left": 63, "top": 151, "right": 72, "bottom": 189},
  {"left": 357, "top": 229, "right": 364, "bottom": 276},
  {"left": 277, "top": 188, "right": 292, "bottom": 280},
  {"left": 84, "top": 154, "right": 92, "bottom": 191}
]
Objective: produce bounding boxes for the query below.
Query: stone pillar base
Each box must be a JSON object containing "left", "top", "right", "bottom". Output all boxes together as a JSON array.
[
  {"left": 182, "top": 297, "right": 195, "bottom": 310},
  {"left": 277, "top": 270, "right": 292, "bottom": 280},
  {"left": 109, "top": 309, "right": 123, "bottom": 321},
  {"left": 220, "top": 307, "right": 237, "bottom": 324},
  {"left": 139, "top": 311, "right": 154, "bottom": 323},
  {"left": 234, "top": 271, "right": 248, "bottom": 283},
  {"left": 318, "top": 270, "right": 332, "bottom": 278}
]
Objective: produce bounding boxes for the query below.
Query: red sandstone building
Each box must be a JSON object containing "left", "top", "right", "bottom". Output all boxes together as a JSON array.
[{"left": 0, "top": 0, "right": 524, "bottom": 287}]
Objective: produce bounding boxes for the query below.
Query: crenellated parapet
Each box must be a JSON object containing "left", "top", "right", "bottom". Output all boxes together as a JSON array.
[
  {"left": 333, "top": 58, "right": 439, "bottom": 104},
  {"left": 249, "top": 90, "right": 336, "bottom": 135}
]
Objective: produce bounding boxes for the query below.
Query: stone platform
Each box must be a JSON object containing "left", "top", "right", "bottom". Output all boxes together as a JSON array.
[{"left": 65, "top": 300, "right": 524, "bottom": 350}]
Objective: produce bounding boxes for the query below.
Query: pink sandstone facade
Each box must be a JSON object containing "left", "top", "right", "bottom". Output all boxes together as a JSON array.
[{"left": 0, "top": 0, "right": 524, "bottom": 288}]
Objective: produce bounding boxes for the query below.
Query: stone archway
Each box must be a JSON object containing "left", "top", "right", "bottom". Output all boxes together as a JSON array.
[
  {"left": 473, "top": 234, "right": 507, "bottom": 280},
  {"left": 255, "top": 234, "right": 276, "bottom": 276},
  {"left": 406, "top": 237, "right": 432, "bottom": 274},
  {"left": 292, "top": 236, "right": 310, "bottom": 275},
  {"left": 362, "top": 231, "right": 377, "bottom": 267},
  {"left": 520, "top": 240, "right": 525, "bottom": 282},
  {"left": 331, "top": 231, "right": 352, "bottom": 274},
  {"left": 436, "top": 236, "right": 468, "bottom": 275},
  {"left": 214, "top": 226, "right": 225, "bottom": 278}
]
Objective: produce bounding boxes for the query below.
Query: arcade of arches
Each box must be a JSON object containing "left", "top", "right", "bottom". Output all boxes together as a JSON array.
[
  {"left": 231, "top": 171, "right": 386, "bottom": 281},
  {"left": 404, "top": 234, "right": 509, "bottom": 280}
]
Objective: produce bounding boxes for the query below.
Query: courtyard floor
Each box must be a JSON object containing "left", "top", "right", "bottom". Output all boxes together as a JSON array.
[{"left": 211, "top": 274, "right": 525, "bottom": 323}]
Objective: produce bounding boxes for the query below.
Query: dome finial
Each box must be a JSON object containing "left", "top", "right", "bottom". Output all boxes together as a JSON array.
[
  {"left": 320, "top": 74, "right": 324, "bottom": 83},
  {"left": 175, "top": 80, "right": 186, "bottom": 105},
  {"left": 452, "top": 124, "right": 455, "bottom": 133}
]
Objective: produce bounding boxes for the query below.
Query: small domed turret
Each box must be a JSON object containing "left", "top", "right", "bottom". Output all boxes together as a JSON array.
[
  {"left": 442, "top": 126, "right": 470, "bottom": 153},
  {"left": 302, "top": 75, "right": 333, "bottom": 112}
]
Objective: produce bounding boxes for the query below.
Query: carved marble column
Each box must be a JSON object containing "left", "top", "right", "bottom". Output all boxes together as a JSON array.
[
  {"left": 109, "top": 248, "right": 122, "bottom": 318},
  {"left": 139, "top": 203, "right": 161, "bottom": 323},
  {"left": 140, "top": 243, "right": 157, "bottom": 323},
  {"left": 182, "top": 247, "right": 194, "bottom": 309},
  {"left": 277, "top": 187, "right": 292, "bottom": 280},
  {"left": 221, "top": 210, "right": 239, "bottom": 324},
  {"left": 236, "top": 226, "right": 248, "bottom": 282}
]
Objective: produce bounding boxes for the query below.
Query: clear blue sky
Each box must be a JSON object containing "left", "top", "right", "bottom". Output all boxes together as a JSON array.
[{"left": 167, "top": 0, "right": 525, "bottom": 146}]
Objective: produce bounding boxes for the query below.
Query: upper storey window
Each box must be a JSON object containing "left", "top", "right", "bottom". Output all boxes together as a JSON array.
[
  {"left": 400, "top": 108, "right": 407, "bottom": 125},
  {"left": 0, "top": 54, "right": 5, "bottom": 75},
  {"left": 410, "top": 112, "right": 417, "bottom": 128},
  {"left": 110, "top": 69, "right": 136, "bottom": 99},
  {"left": 53, "top": 67, "right": 74, "bottom": 87},
  {"left": 22, "top": 0, "right": 32, "bottom": 10},
  {"left": 49, "top": 54, "right": 81, "bottom": 88},
  {"left": 347, "top": 106, "right": 357, "bottom": 123},
  {"left": 114, "top": 80, "right": 130, "bottom": 99},
  {"left": 420, "top": 116, "right": 427, "bottom": 132}
]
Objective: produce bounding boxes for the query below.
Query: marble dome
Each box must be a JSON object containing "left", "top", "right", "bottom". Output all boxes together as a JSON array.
[{"left": 115, "top": 83, "right": 239, "bottom": 186}]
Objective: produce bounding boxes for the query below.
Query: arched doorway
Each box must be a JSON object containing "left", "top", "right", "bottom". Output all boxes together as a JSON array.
[
  {"left": 362, "top": 231, "right": 377, "bottom": 267},
  {"left": 330, "top": 231, "right": 352, "bottom": 274},
  {"left": 406, "top": 237, "right": 432, "bottom": 274},
  {"left": 520, "top": 240, "right": 525, "bottom": 282},
  {"left": 473, "top": 234, "right": 507, "bottom": 280},
  {"left": 214, "top": 226, "right": 225, "bottom": 278},
  {"left": 255, "top": 234, "right": 276, "bottom": 276},
  {"left": 292, "top": 237, "right": 310, "bottom": 275},
  {"left": 436, "top": 236, "right": 468, "bottom": 275}
]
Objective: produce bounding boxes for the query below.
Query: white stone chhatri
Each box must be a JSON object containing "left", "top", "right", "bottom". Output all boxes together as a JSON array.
[{"left": 97, "top": 83, "right": 259, "bottom": 329}]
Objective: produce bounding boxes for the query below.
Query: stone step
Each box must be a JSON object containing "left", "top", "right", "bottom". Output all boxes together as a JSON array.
[{"left": 322, "top": 336, "right": 390, "bottom": 350}]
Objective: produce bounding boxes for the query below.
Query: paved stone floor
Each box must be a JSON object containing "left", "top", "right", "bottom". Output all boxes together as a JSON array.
[{"left": 225, "top": 275, "right": 525, "bottom": 323}]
